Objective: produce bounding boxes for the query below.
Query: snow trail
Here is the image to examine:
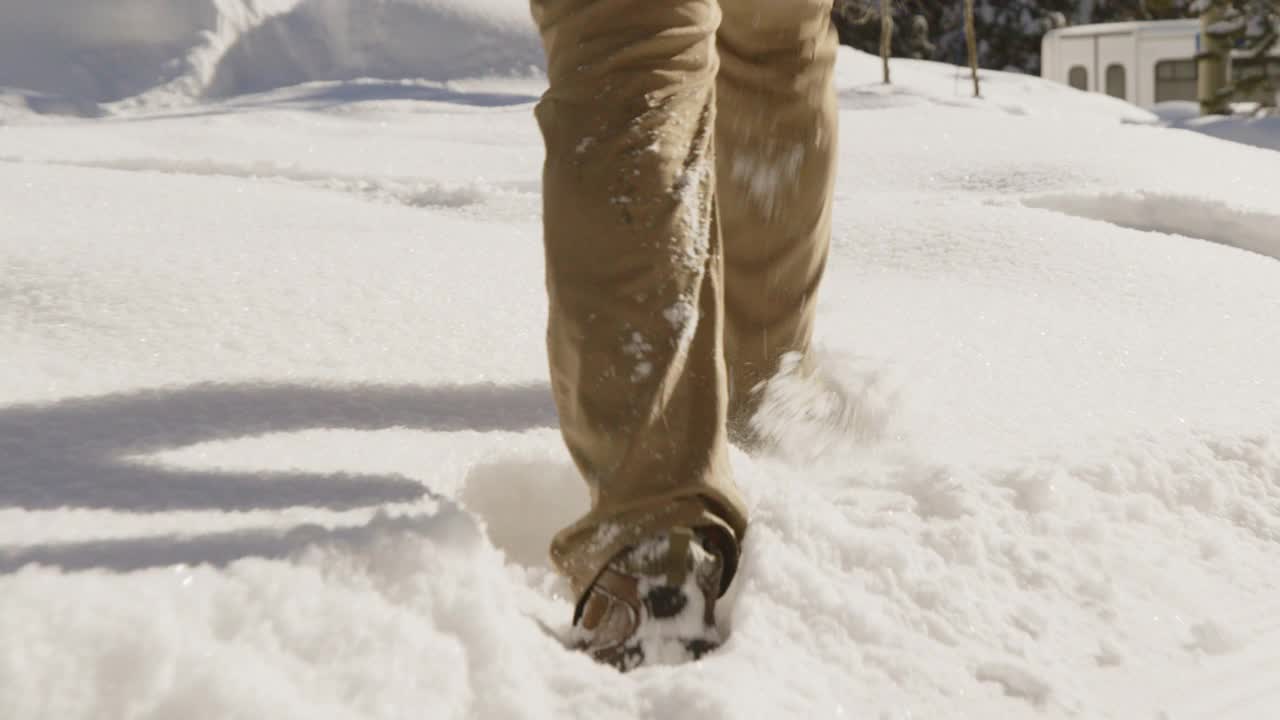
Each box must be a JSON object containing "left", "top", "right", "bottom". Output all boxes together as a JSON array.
[
  {"left": 3, "top": 8, "right": 1280, "bottom": 717},
  {"left": 1025, "top": 192, "right": 1280, "bottom": 262},
  {"left": 2, "top": 155, "right": 532, "bottom": 212}
]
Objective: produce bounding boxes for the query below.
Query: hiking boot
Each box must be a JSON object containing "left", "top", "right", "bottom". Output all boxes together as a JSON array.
[{"left": 571, "top": 527, "right": 725, "bottom": 672}]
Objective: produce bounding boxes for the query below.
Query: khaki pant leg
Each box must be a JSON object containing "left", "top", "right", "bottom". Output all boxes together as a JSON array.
[
  {"left": 716, "top": 0, "right": 839, "bottom": 429},
  {"left": 531, "top": 0, "right": 748, "bottom": 599}
]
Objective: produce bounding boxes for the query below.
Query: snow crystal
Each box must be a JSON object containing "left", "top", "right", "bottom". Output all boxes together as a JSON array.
[
  {"left": 631, "top": 361, "right": 653, "bottom": 382},
  {"left": 622, "top": 332, "right": 654, "bottom": 383},
  {"left": 975, "top": 662, "right": 1053, "bottom": 707},
  {"left": 1189, "top": 619, "right": 1241, "bottom": 655},
  {"left": 582, "top": 522, "right": 623, "bottom": 559},
  {"left": 729, "top": 144, "right": 804, "bottom": 219},
  {"left": 662, "top": 300, "right": 699, "bottom": 361},
  {"left": 672, "top": 156, "right": 712, "bottom": 273}
]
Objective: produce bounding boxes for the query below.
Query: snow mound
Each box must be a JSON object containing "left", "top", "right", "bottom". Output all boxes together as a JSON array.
[
  {"left": 0, "top": 508, "right": 579, "bottom": 720},
  {"left": 0, "top": 0, "right": 220, "bottom": 107},
  {"left": 1025, "top": 191, "right": 1280, "bottom": 262},
  {"left": 0, "top": 0, "right": 543, "bottom": 110},
  {"left": 1152, "top": 101, "right": 1280, "bottom": 153},
  {"left": 0, "top": 91, "right": 93, "bottom": 124},
  {"left": 193, "top": 0, "right": 543, "bottom": 101},
  {"left": 835, "top": 48, "right": 1159, "bottom": 125},
  {"left": 1173, "top": 114, "right": 1280, "bottom": 154}
]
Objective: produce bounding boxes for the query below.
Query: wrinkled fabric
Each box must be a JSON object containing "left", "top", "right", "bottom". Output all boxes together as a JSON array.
[{"left": 530, "top": 0, "right": 837, "bottom": 599}]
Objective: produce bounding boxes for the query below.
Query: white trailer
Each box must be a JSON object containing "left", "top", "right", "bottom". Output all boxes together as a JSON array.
[
  {"left": 1041, "top": 20, "right": 1280, "bottom": 108},
  {"left": 1041, "top": 20, "right": 1201, "bottom": 107}
]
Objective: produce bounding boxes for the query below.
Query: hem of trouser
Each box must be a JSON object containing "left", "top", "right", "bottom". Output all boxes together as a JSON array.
[{"left": 552, "top": 490, "right": 746, "bottom": 603}]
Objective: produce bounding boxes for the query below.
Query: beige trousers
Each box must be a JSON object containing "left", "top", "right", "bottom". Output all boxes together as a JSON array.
[{"left": 531, "top": 0, "right": 838, "bottom": 598}]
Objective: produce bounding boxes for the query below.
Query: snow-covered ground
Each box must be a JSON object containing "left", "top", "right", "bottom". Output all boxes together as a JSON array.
[
  {"left": 0, "top": 0, "right": 542, "bottom": 114},
  {"left": 1153, "top": 101, "right": 1280, "bottom": 154},
  {"left": 4, "top": 3, "right": 1280, "bottom": 719}
]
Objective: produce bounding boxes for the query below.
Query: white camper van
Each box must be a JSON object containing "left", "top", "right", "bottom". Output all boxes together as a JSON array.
[{"left": 1041, "top": 19, "right": 1280, "bottom": 108}]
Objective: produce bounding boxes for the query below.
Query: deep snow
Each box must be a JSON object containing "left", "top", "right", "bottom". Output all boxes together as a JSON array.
[
  {"left": 4, "top": 3, "right": 1280, "bottom": 719},
  {"left": 0, "top": 0, "right": 542, "bottom": 115},
  {"left": 1153, "top": 101, "right": 1280, "bottom": 154}
]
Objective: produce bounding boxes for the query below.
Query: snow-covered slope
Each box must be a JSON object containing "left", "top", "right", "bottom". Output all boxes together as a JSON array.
[
  {"left": 834, "top": 50, "right": 1158, "bottom": 125},
  {"left": 1153, "top": 102, "right": 1280, "bottom": 153},
  {"left": 4, "top": 4, "right": 1280, "bottom": 718},
  {"left": 0, "top": 0, "right": 543, "bottom": 114}
]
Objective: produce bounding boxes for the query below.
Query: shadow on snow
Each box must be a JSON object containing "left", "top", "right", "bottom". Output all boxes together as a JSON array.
[
  {"left": 0, "top": 381, "right": 557, "bottom": 573},
  {"left": 0, "top": 380, "right": 557, "bottom": 514}
]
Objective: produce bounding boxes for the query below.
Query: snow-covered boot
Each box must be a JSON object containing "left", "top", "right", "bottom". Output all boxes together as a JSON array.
[{"left": 571, "top": 527, "right": 725, "bottom": 672}]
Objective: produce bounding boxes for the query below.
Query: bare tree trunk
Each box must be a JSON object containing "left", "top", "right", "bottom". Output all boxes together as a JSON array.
[
  {"left": 880, "top": 0, "right": 892, "bottom": 84},
  {"left": 1198, "top": 3, "right": 1232, "bottom": 115},
  {"left": 964, "top": 0, "right": 980, "bottom": 98}
]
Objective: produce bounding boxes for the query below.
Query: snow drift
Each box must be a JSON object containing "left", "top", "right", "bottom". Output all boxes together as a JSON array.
[
  {"left": 1153, "top": 101, "right": 1280, "bottom": 154},
  {"left": 197, "top": 0, "right": 543, "bottom": 100},
  {"left": 0, "top": 0, "right": 543, "bottom": 111},
  {"left": 0, "top": 0, "right": 222, "bottom": 105},
  {"left": 5, "top": 7, "right": 1280, "bottom": 718}
]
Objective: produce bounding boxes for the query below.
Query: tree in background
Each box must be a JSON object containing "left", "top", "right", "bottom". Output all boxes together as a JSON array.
[
  {"left": 1197, "top": 0, "right": 1237, "bottom": 113},
  {"left": 1230, "top": 0, "right": 1280, "bottom": 108},
  {"left": 1193, "top": 0, "right": 1280, "bottom": 110},
  {"left": 831, "top": 0, "right": 901, "bottom": 82},
  {"left": 833, "top": 1, "right": 943, "bottom": 62},
  {"left": 834, "top": 1, "right": 1076, "bottom": 75},
  {"left": 1088, "top": 0, "right": 1199, "bottom": 21},
  {"left": 829, "top": 1, "right": 1243, "bottom": 75},
  {"left": 882, "top": 0, "right": 894, "bottom": 83},
  {"left": 937, "top": 1, "right": 1076, "bottom": 75},
  {"left": 965, "top": 0, "right": 981, "bottom": 96},
  {"left": 830, "top": 0, "right": 1275, "bottom": 109},
  {"left": 909, "top": 14, "right": 937, "bottom": 59}
]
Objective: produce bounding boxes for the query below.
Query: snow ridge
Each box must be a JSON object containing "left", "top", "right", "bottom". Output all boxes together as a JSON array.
[
  {"left": 0, "top": 0, "right": 543, "bottom": 113},
  {"left": 1025, "top": 191, "right": 1280, "bottom": 262}
]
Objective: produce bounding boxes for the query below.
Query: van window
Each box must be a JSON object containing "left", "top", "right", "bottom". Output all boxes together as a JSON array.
[
  {"left": 1155, "top": 60, "right": 1197, "bottom": 102},
  {"left": 1068, "top": 66, "right": 1089, "bottom": 91},
  {"left": 1106, "top": 64, "right": 1127, "bottom": 99}
]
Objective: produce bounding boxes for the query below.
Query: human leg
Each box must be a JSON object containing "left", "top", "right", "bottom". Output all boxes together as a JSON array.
[
  {"left": 530, "top": 0, "right": 748, "bottom": 606},
  {"left": 716, "top": 0, "right": 839, "bottom": 434}
]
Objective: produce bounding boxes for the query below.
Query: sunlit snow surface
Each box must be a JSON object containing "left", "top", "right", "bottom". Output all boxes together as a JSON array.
[{"left": 4, "top": 4, "right": 1280, "bottom": 719}]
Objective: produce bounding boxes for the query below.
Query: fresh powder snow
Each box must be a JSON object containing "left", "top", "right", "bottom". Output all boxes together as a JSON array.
[
  {"left": 3, "top": 2, "right": 1280, "bottom": 719},
  {"left": 1152, "top": 101, "right": 1280, "bottom": 154}
]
